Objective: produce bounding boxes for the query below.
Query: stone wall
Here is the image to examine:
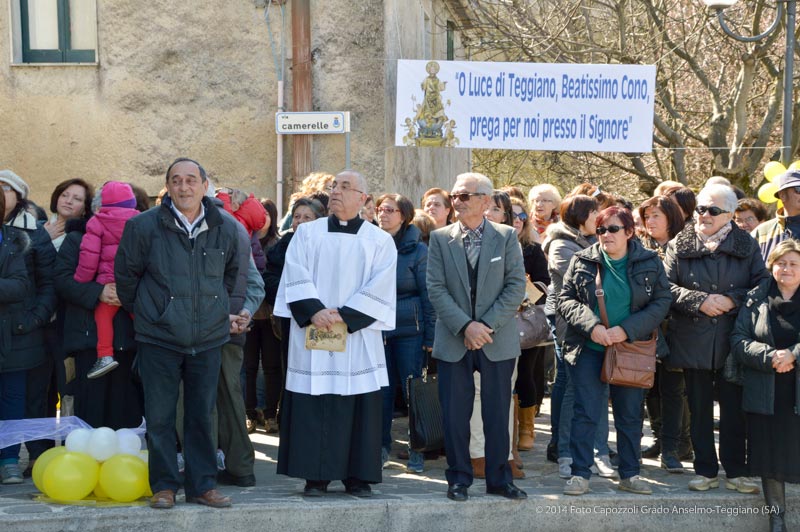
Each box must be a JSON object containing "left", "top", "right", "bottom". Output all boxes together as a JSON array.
[
  {"left": 0, "top": 0, "right": 469, "bottom": 210},
  {"left": 0, "top": 1, "right": 281, "bottom": 207}
]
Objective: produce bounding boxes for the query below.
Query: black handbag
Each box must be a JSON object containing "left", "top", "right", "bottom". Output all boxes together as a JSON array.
[
  {"left": 406, "top": 363, "right": 444, "bottom": 452},
  {"left": 515, "top": 302, "right": 551, "bottom": 349}
]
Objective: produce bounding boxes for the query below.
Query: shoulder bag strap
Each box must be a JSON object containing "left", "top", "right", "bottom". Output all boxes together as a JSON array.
[{"left": 595, "top": 266, "right": 611, "bottom": 328}]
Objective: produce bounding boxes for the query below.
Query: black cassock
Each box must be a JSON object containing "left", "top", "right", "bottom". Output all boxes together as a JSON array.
[{"left": 277, "top": 215, "right": 383, "bottom": 483}]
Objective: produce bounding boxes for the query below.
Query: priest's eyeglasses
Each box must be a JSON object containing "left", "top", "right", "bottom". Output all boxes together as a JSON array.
[{"left": 327, "top": 181, "right": 364, "bottom": 194}]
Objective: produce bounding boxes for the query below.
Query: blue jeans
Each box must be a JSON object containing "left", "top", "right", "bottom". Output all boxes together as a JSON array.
[
  {"left": 381, "top": 335, "right": 424, "bottom": 451},
  {"left": 0, "top": 370, "right": 26, "bottom": 464},
  {"left": 138, "top": 343, "right": 221, "bottom": 497},
  {"left": 550, "top": 316, "right": 609, "bottom": 459},
  {"left": 568, "top": 347, "right": 644, "bottom": 480}
]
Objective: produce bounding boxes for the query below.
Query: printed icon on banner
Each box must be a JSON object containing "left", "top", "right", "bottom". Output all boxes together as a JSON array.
[{"left": 402, "top": 61, "right": 459, "bottom": 148}]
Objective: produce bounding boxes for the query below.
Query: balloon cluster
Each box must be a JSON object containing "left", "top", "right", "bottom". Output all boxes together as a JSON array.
[
  {"left": 33, "top": 427, "right": 150, "bottom": 503},
  {"left": 757, "top": 161, "right": 800, "bottom": 205}
]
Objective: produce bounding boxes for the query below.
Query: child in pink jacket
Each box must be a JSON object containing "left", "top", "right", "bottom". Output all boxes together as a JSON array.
[{"left": 74, "top": 181, "right": 139, "bottom": 379}]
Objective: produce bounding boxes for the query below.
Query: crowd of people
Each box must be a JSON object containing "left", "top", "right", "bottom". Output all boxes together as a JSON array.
[{"left": 1, "top": 162, "right": 799, "bottom": 529}]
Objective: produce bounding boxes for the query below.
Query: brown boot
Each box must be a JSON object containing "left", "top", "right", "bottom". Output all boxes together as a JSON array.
[
  {"left": 512, "top": 394, "right": 523, "bottom": 469},
  {"left": 471, "top": 457, "right": 486, "bottom": 479},
  {"left": 510, "top": 460, "right": 525, "bottom": 479},
  {"left": 518, "top": 406, "right": 536, "bottom": 451}
]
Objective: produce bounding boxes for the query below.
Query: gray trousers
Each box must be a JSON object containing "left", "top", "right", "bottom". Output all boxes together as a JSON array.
[{"left": 216, "top": 342, "right": 255, "bottom": 477}]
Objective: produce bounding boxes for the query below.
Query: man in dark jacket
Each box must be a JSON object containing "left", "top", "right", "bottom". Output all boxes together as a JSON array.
[{"left": 115, "top": 158, "right": 240, "bottom": 509}]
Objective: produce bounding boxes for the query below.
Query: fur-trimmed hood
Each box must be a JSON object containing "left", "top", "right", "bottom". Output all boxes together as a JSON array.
[
  {"left": 2, "top": 225, "right": 31, "bottom": 255},
  {"left": 542, "top": 221, "right": 593, "bottom": 255},
  {"left": 673, "top": 221, "right": 755, "bottom": 259}
]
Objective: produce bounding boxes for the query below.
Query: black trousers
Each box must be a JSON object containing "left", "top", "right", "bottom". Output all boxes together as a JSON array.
[
  {"left": 72, "top": 349, "right": 143, "bottom": 430},
  {"left": 138, "top": 343, "right": 221, "bottom": 497},
  {"left": 24, "top": 358, "right": 57, "bottom": 460},
  {"left": 684, "top": 368, "right": 747, "bottom": 479},
  {"left": 243, "top": 318, "right": 282, "bottom": 419},
  {"left": 25, "top": 323, "right": 63, "bottom": 460},
  {"left": 438, "top": 349, "right": 515, "bottom": 489},
  {"left": 659, "top": 365, "right": 690, "bottom": 454},
  {"left": 515, "top": 345, "right": 546, "bottom": 408}
]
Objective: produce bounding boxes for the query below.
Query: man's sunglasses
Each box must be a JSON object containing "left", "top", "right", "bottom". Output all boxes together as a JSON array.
[
  {"left": 695, "top": 205, "right": 729, "bottom": 217},
  {"left": 449, "top": 192, "right": 485, "bottom": 202},
  {"left": 596, "top": 225, "right": 623, "bottom": 235}
]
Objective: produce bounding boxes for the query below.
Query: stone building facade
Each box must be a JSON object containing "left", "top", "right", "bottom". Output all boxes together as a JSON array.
[{"left": 0, "top": 0, "right": 471, "bottom": 210}]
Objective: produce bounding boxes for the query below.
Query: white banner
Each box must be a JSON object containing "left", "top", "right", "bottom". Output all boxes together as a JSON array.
[{"left": 395, "top": 60, "right": 656, "bottom": 152}]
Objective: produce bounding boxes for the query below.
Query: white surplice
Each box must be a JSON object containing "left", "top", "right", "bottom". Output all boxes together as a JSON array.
[{"left": 274, "top": 217, "right": 396, "bottom": 396}]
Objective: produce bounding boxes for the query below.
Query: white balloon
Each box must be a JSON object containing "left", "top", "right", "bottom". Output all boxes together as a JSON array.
[
  {"left": 116, "top": 428, "right": 142, "bottom": 455},
  {"left": 65, "top": 428, "right": 92, "bottom": 454},
  {"left": 88, "top": 427, "right": 119, "bottom": 462}
]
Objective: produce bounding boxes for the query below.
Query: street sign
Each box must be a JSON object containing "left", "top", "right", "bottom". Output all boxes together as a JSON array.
[{"left": 275, "top": 111, "right": 349, "bottom": 134}]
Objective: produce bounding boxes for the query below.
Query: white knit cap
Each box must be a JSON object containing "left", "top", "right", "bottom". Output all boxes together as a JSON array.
[{"left": 0, "top": 170, "right": 29, "bottom": 199}]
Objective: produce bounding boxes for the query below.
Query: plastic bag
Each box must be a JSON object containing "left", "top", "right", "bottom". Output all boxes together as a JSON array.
[{"left": 0, "top": 416, "right": 146, "bottom": 450}]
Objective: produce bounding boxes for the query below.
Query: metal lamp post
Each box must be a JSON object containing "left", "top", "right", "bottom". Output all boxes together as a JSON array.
[{"left": 703, "top": 0, "right": 796, "bottom": 166}]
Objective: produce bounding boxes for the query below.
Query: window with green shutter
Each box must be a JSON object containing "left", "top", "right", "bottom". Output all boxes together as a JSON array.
[{"left": 19, "top": 0, "right": 96, "bottom": 63}]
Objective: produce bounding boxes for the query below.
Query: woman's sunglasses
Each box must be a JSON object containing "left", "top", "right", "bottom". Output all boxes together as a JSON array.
[
  {"left": 695, "top": 205, "right": 730, "bottom": 217},
  {"left": 596, "top": 225, "right": 623, "bottom": 235},
  {"left": 512, "top": 212, "right": 528, "bottom": 221}
]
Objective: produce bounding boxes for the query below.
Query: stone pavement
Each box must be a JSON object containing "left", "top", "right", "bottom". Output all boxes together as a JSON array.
[{"left": 0, "top": 402, "right": 795, "bottom": 532}]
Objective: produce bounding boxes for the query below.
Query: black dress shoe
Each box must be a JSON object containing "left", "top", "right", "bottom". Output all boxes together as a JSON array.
[
  {"left": 344, "top": 479, "right": 373, "bottom": 498},
  {"left": 447, "top": 483, "right": 469, "bottom": 502},
  {"left": 217, "top": 470, "right": 256, "bottom": 487},
  {"left": 641, "top": 441, "right": 661, "bottom": 459},
  {"left": 546, "top": 441, "right": 558, "bottom": 464},
  {"left": 303, "top": 480, "right": 330, "bottom": 497},
  {"left": 487, "top": 482, "right": 527, "bottom": 500}
]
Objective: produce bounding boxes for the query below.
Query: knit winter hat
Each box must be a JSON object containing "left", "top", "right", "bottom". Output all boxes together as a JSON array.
[
  {"left": 0, "top": 170, "right": 29, "bottom": 199},
  {"left": 102, "top": 181, "right": 136, "bottom": 209}
]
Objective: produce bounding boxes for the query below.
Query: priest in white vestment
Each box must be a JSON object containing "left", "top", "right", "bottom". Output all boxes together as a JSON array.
[{"left": 273, "top": 170, "right": 396, "bottom": 497}]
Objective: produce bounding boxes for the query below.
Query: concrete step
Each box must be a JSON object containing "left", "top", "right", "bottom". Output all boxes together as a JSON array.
[{"left": 0, "top": 405, "right": 795, "bottom": 531}]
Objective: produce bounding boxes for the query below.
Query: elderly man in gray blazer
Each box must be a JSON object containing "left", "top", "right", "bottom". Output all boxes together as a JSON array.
[{"left": 427, "top": 172, "right": 527, "bottom": 502}]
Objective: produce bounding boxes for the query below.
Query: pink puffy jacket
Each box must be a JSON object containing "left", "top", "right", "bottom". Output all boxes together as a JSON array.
[{"left": 74, "top": 206, "right": 139, "bottom": 285}]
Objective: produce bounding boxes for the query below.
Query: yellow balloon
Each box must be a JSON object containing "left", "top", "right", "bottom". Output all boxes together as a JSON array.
[
  {"left": 99, "top": 454, "right": 149, "bottom": 503},
  {"left": 93, "top": 481, "right": 108, "bottom": 499},
  {"left": 764, "top": 161, "right": 787, "bottom": 182},
  {"left": 789, "top": 161, "right": 800, "bottom": 172},
  {"left": 32, "top": 446, "right": 67, "bottom": 493},
  {"left": 758, "top": 182, "right": 780, "bottom": 203},
  {"left": 42, "top": 452, "right": 99, "bottom": 502}
]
